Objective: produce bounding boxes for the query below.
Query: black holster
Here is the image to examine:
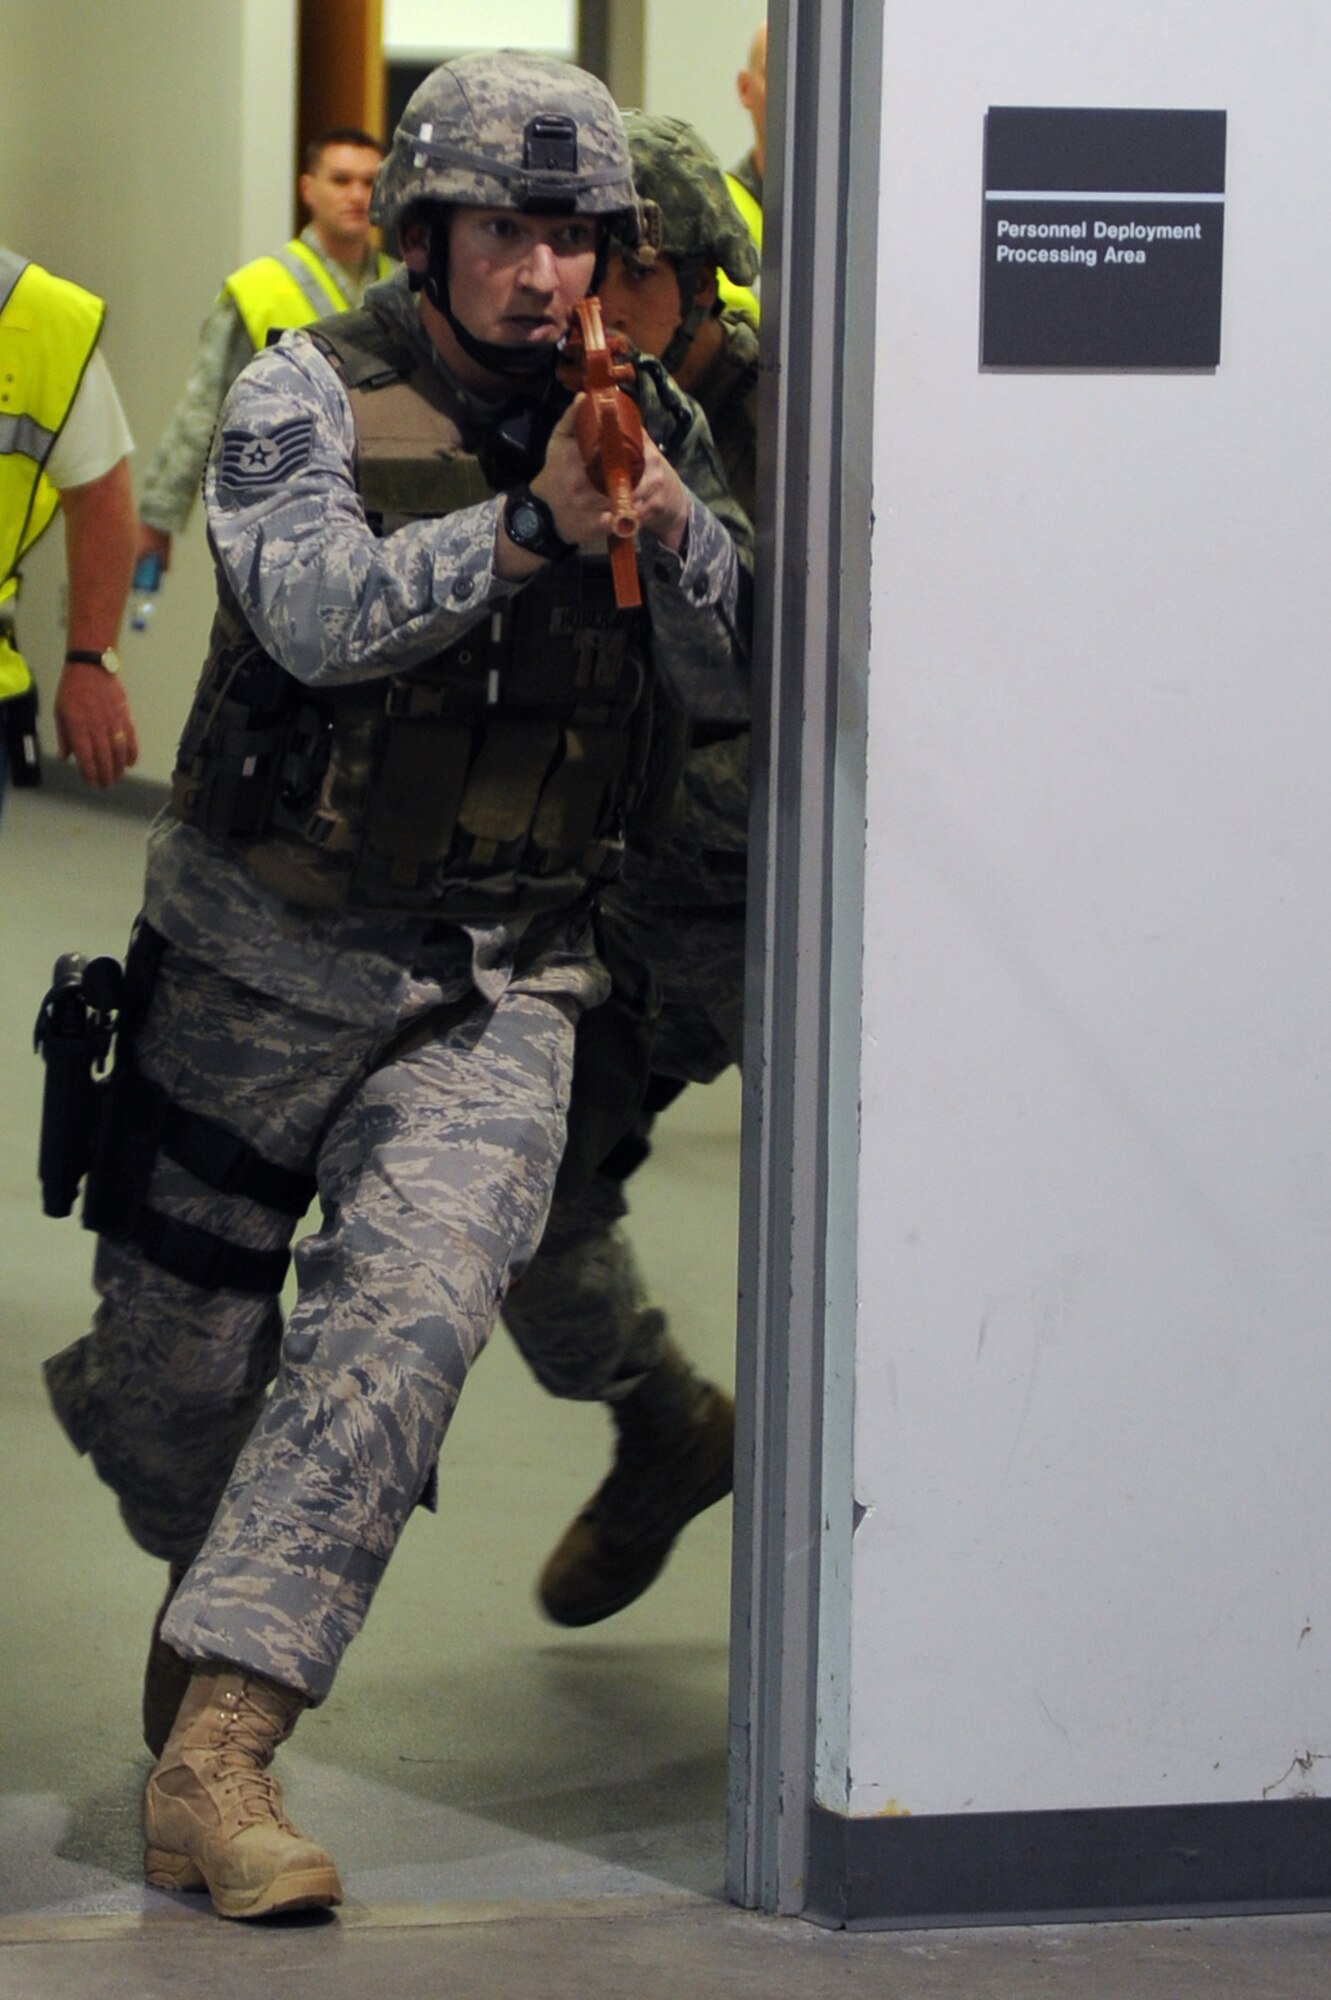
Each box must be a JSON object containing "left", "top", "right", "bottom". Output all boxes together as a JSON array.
[
  {"left": 39, "top": 924, "right": 313, "bottom": 1294},
  {"left": 2, "top": 686, "right": 42, "bottom": 788},
  {"left": 80, "top": 922, "right": 169, "bottom": 1241},
  {"left": 33, "top": 949, "right": 129, "bottom": 1218}
]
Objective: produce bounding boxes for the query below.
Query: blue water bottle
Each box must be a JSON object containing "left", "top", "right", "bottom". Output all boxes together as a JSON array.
[{"left": 129, "top": 552, "right": 163, "bottom": 632}]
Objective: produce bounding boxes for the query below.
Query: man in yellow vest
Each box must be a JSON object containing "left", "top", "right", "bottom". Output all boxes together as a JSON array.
[
  {"left": 136, "top": 129, "right": 394, "bottom": 576},
  {"left": 727, "top": 17, "right": 766, "bottom": 271},
  {"left": 0, "top": 247, "right": 138, "bottom": 817}
]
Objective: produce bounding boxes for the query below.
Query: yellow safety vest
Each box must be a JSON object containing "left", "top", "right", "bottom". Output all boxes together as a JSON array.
[
  {"left": 0, "top": 250, "right": 105, "bottom": 701},
  {"left": 720, "top": 175, "right": 763, "bottom": 325},
  {"left": 224, "top": 239, "right": 395, "bottom": 353}
]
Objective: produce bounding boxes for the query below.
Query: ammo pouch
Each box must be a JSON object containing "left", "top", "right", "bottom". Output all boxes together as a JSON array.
[
  {"left": 173, "top": 556, "right": 652, "bottom": 919},
  {"left": 170, "top": 298, "right": 657, "bottom": 919}
]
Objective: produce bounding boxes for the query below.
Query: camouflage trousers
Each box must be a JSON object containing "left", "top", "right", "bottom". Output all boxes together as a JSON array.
[
  {"left": 610, "top": 729, "right": 749, "bottom": 1089},
  {"left": 502, "top": 890, "right": 745, "bottom": 1404},
  {"left": 45, "top": 942, "right": 578, "bottom": 1702},
  {"left": 606, "top": 894, "right": 745, "bottom": 1090}
]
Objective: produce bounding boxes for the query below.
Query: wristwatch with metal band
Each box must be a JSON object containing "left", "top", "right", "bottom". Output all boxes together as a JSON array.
[
  {"left": 501, "top": 485, "right": 576, "bottom": 562},
  {"left": 64, "top": 648, "right": 122, "bottom": 674}
]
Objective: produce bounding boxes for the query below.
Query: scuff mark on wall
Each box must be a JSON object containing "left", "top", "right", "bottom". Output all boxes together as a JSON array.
[
  {"left": 974, "top": 1254, "right": 1097, "bottom": 1462},
  {"left": 1034, "top": 1690, "right": 1071, "bottom": 1743},
  {"left": 1262, "top": 1749, "right": 1330, "bottom": 1800}
]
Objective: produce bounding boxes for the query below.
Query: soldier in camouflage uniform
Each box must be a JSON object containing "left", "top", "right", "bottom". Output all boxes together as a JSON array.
[
  {"left": 500, "top": 113, "right": 760, "bottom": 1629},
  {"left": 137, "top": 130, "right": 393, "bottom": 576},
  {"left": 43, "top": 56, "right": 748, "bottom": 1922}
]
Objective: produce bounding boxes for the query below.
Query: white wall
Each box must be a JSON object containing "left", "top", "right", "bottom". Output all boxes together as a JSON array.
[
  {"left": 642, "top": 0, "right": 758, "bottom": 170},
  {"left": 2, "top": 0, "right": 296, "bottom": 787},
  {"left": 383, "top": 0, "right": 575, "bottom": 57},
  {"left": 829, "top": 0, "right": 1331, "bottom": 1819}
]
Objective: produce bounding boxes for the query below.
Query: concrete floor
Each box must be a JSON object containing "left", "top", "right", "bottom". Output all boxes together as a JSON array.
[{"left": 3, "top": 787, "right": 1329, "bottom": 1996}]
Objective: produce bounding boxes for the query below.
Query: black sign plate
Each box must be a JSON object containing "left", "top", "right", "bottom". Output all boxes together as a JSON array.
[{"left": 981, "top": 107, "right": 1226, "bottom": 368}]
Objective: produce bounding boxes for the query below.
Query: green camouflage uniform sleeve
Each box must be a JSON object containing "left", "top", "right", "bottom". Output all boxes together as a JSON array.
[
  {"left": 634, "top": 356, "right": 753, "bottom": 726},
  {"left": 704, "top": 311, "right": 761, "bottom": 525},
  {"left": 138, "top": 295, "right": 254, "bottom": 534}
]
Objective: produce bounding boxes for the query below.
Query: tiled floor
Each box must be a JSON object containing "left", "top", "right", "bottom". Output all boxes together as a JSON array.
[{"left": 2, "top": 789, "right": 1326, "bottom": 1996}]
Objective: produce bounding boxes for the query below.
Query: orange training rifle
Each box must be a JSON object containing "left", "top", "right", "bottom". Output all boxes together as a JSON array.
[{"left": 558, "top": 296, "right": 644, "bottom": 608}]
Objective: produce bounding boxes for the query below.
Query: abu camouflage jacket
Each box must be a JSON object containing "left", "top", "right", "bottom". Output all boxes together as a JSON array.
[{"left": 171, "top": 274, "right": 750, "bottom": 921}]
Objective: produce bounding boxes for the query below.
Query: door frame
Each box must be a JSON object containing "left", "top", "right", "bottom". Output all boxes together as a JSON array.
[{"left": 727, "top": 0, "right": 883, "bottom": 1915}]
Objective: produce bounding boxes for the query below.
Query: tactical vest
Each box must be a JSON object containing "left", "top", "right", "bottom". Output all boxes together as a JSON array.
[
  {"left": 223, "top": 240, "right": 395, "bottom": 353},
  {"left": 0, "top": 250, "right": 105, "bottom": 700},
  {"left": 170, "top": 306, "right": 658, "bottom": 921}
]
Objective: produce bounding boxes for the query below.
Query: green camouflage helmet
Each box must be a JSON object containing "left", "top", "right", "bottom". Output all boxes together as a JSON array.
[
  {"left": 372, "top": 52, "right": 647, "bottom": 244},
  {"left": 621, "top": 111, "right": 759, "bottom": 285}
]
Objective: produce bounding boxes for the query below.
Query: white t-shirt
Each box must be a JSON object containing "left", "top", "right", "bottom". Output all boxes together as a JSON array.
[{"left": 44, "top": 346, "right": 134, "bottom": 490}]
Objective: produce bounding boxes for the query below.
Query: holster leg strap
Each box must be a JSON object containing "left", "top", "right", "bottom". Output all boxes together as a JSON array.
[{"left": 131, "top": 1207, "right": 292, "bottom": 1297}]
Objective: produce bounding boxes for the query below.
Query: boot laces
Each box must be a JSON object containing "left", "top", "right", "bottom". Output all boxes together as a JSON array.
[{"left": 213, "top": 1688, "right": 298, "bottom": 1834}]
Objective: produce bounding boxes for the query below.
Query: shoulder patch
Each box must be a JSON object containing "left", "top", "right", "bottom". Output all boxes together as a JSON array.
[{"left": 217, "top": 416, "right": 315, "bottom": 493}]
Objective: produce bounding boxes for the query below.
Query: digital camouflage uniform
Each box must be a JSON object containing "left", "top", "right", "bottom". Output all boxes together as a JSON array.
[
  {"left": 502, "top": 115, "right": 759, "bottom": 1425},
  {"left": 139, "top": 226, "right": 392, "bottom": 538},
  {"left": 46, "top": 220, "right": 749, "bottom": 1695}
]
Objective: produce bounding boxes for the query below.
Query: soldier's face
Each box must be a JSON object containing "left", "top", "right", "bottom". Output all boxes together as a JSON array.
[
  {"left": 595, "top": 250, "right": 715, "bottom": 372},
  {"left": 446, "top": 207, "right": 600, "bottom": 350},
  {"left": 600, "top": 250, "right": 690, "bottom": 361},
  {"left": 301, "top": 144, "right": 382, "bottom": 251}
]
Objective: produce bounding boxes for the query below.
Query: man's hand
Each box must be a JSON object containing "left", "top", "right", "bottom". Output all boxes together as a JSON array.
[
  {"left": 56, "top": 456, "right": 139, "bottom": 787},
  {"left": 531, "top": 399, "right": 620, "bottom": 547},
  {"left": 136, "top": 521, "right": 173, "bottom": 573},
  {"left": 630, "top": 433, "right": 690, "bottom": 552},
  {"left": 494, "top": 397, "right": 691, "bottom": 578},
  {"left": 494, "top": 400, "right": 614, "bottom": 580},
  {"left": 546, "top": 395, "right": 688, "bottom": 549},
  {"left": 55, "top": 661, "right": 139, "bottom": 789}
]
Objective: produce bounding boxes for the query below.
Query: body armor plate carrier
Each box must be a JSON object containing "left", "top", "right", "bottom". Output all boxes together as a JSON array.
[{"left": 170, "top": 305, "right": 659, "bottom": 919}]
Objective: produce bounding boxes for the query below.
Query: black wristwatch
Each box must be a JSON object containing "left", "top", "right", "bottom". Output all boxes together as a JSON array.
[
  {"left": 502, "top": 484, "right": 575, "bottom": 562},
  {"left": 64, "top": 648, "right": 121, "bottom": 674}
]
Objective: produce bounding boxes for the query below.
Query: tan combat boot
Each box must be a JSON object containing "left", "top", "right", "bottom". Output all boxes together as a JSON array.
[
  {"left": 143, "top": 1664, "right": 343, "bottom": 1920},
  {"left": 142, "top": 1562, "right": 191, "bottom": 1757},
  {"left": 538, "top": 1328, "right": 734, "bottom": 1626}
]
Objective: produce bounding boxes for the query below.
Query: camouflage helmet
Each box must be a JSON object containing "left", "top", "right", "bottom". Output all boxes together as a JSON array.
[
  {"left": 372, "top": 51, "right": 647, "bottom": 244},
  {"left": 620, "top": 111, "right": 759, "bottom": 285}
]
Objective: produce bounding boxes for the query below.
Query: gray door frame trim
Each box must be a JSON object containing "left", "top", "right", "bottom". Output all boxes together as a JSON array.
[{"left": 727, "top": 0, "right": 883, "bottom": 1915}]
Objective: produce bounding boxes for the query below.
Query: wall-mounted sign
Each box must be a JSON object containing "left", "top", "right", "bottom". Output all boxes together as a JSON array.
[{"left": 981, "top": 107, "right": 1226, "bottom": 369}]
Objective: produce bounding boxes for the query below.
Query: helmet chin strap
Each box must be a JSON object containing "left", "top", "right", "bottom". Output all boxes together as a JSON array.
[
  {"left": 420, "top": 213, "right": 610, "bottom": 383},
  {"left": 660, "top": 258, "right": 712, "bottom": 375},
  {"left": 420, "top": 220, "right": 556, "bottom": 382}
]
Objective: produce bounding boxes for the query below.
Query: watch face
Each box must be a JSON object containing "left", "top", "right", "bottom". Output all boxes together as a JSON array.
[
  {"left": 510, "top": 499, "right": 543, "bottom": 546},
  {"left": 100, "top": 648, "right": 122, "bottom": 676}
]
